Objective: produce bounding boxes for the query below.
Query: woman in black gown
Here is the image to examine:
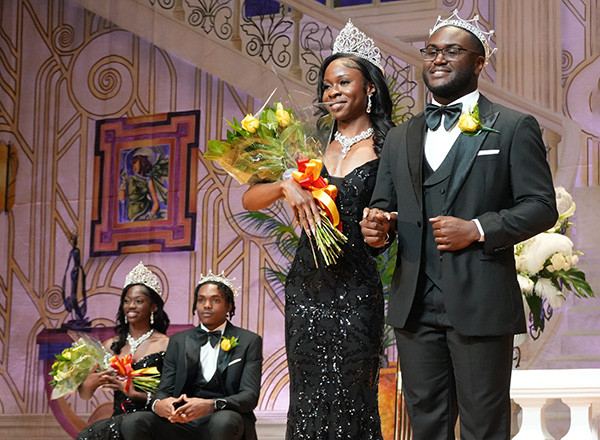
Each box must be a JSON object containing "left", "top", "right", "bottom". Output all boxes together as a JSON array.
[
  {"left": 77, "top": 262, "right": 170, "bottom": 440},
  {"left": 242, "top": 21, "right": 394, "bottom": 440}
]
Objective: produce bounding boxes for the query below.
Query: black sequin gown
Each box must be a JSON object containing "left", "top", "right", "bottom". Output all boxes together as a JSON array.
[
  {"left": 285, "top": 159, "right": 385, "bottom": 440},
  {"left": 76, "top": 352, "right": 165, "bottom": 440}
]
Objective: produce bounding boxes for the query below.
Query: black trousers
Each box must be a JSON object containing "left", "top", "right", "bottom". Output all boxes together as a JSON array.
[
  {"left": 395, "top": 283, "right": 514, "bottom": 440},
  {"left": 120, "top": 410, "right": 244, "bottom": 440}
]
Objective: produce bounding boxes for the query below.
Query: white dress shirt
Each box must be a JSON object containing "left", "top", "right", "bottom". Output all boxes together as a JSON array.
[
  {"left": 199, "top": 321, "right": 227, "bottom": 382},
  {"left": 424, "top": 90, "right": 480, "bottom": 171}
]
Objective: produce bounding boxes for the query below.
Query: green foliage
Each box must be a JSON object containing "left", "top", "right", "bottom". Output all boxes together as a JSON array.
[
  {"left": 524, "top": 294, "right": 546, "bottom": 334},
  {"left": 386, "top": 75, "right": 409, "bottom": 125},
  {"left": 375, "top": 240, "right": 398, "bottom": 349}
]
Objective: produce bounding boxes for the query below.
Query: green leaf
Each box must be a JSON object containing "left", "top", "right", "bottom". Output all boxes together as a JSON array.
[{"left": 525, "top": 294, "right": 545, "bottom": 333}]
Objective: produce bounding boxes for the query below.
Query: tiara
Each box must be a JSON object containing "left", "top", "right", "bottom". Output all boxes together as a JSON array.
[
  {"left": 124, "top": 261, "right": 162, "bottom": 296},
  {"left": 332, "top": 19, "right": 382, "bottom": 70},
  {"left": 198, "top": 270, "right": 239, "bottom": 297},
  {"left": 430, "top": 9, "right": 497, "bottom": 63}
]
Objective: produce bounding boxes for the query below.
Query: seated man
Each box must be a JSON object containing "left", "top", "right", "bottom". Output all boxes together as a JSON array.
[{"left": 121, "top": 271, "right": 263, "bottom": 440}]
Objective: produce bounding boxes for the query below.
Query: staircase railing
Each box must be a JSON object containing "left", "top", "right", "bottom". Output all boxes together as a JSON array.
[{"left": 511, "top": 368, "right": 600, "bottom": 440}]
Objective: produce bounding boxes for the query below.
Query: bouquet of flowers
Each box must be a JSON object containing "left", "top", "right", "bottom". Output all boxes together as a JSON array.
[
  {"left": 205, "top": 101, "right": 325, "bottom": 184},
  {"left": 108, "top": 354, "right": 161, "bottom": 393},
  {"left": 205, "top": 98, "right": 347, "bottom": 267},
  {"left": 49, "top": 335, "right": 163, "bottom": 399},
  {"left": 49, "top": 335, "right": 109, "bottom": 400},
  {"left": 515, "top": 186, "right": 594, "bottom": 333}
]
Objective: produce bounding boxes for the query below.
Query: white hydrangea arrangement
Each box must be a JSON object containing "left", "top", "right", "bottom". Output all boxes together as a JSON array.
[{"left": 515, "top": 187, "right": 594, "bottom": 334}]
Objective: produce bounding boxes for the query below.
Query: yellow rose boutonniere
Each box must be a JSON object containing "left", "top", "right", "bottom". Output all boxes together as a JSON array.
[
  {"left": 275, "top": 102, "right": 292, "bottom": 128},
  {"left": 241, "top": 114, "right": 260, "bottom": 133},
  {"left": 220, "top": 336, "right": 239, "bottom": 352},
  {"left": 458, "top": 104, "right": 500, "bottom": 136}
]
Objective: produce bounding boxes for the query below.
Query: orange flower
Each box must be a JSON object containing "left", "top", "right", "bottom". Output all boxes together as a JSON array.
[{"left": 109, "top": 355, "right": 134, "bottom": 391}]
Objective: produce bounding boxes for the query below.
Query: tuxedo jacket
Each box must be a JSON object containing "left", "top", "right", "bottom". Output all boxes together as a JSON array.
[
  {"left": 155, "top": 321, "right": 263, "bottom": 440},
  {"left": 371, "top": 94, "right": 558, "bottom": 336}
]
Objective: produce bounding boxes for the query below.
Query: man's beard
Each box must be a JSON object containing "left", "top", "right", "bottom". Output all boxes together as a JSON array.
[{"left": 422, "top": 67, "right": 474, "bottom": 100}]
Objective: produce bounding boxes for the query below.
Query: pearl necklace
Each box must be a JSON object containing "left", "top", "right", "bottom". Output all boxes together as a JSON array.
[
  {"left": 126, "top": 329, "right": 154, "bottom": 356},
  {"left": 335, "top": 127, "right": 374, "bottom": 159}
]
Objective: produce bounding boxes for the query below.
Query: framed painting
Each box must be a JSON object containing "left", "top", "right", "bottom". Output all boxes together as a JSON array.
[{"left": 91, "top": 111, "right": 199, "bottom": 256}]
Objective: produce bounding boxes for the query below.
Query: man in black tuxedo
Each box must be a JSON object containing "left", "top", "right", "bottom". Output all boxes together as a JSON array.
[
  {"left": 121, "top": 273, "right": 262, "bottom": 440},
  {"left": 361, "top": 12, "right": 557, "bottom": 440}
]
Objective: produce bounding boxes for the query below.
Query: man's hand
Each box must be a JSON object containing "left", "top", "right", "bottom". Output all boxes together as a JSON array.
[
  {"left": 429, "top": 216, "right": 480, "bottom": 251},
  {"left": 170, "top": 394, "right": 214, "bottom": 423},
  {"left": 153, "top": 396, "right": 180, "bottom": 419},
  {"left": 360, "top": 208, "right": 394, "bottom": 248}
]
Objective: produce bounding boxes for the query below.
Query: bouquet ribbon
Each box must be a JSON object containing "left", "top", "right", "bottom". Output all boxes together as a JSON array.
[
  {"left": 110, "top": 355, "right": 134, "bottom": 392},
  {"left": 110, "top": 355, "right": 161, "bottom": 393},
  {"left": 292, "top": 158, "right": 340, "bottom": 228}
]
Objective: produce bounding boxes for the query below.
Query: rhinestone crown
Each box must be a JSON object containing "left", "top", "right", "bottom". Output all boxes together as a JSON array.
[
  {"left": 333, "top": 19, "right": 382, "bottom": 70},
  {"left": 124, "top": 261, "right": 162, "bottom": 296},
  {"left": 430, "top": 9, "right": 497, "bottom": 63},
  {"left": 198, "top": 270, "right": 239, "bottom": 297}
]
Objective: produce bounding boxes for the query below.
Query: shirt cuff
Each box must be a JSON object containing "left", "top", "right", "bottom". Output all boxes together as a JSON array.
[{"left": 472, "top": 219, "right": 485, "bottom": 242}]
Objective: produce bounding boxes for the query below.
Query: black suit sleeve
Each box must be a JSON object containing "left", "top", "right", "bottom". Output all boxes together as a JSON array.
[
  {"left": 370, "top": 127, "right": 399, "bottom": 213},
  {"left": 154, "top": 335, "right": 181, "bottom": 401},
  {"left": 477, "top": 113, "right": 557, "bottom": 254}
]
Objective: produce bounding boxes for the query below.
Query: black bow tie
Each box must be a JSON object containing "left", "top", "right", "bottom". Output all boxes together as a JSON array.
[
  {"left": 197, "top": 328, "right": 222, "bottom": 347},
  {"left": 424, "top": 103, "right": 463, "bottom": 131}
]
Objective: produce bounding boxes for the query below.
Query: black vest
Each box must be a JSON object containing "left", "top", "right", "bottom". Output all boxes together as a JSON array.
[
  {"left": 421, "top": 143, "right": 460, "bottom": 292},
  {"left": 190, "top": 363, "right": 225, "bottom": 398}
]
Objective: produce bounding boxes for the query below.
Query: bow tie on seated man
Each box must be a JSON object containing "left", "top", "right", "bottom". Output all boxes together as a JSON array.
[
  {"left": 425, "top": 103, "right": 463, "bottom": 131},
  {"left": 197, "top": 328, "right": 222, "bottom": 347}
]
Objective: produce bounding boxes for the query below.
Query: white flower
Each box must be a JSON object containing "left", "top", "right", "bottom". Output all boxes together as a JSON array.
[
  {"left": 550, "top": 186, "right": 576, "bottom": 232},
  {"left": 517, "top": 233, "right": 574, "bottom": 275},
  {"left": 521, "top": 293, "right": 531, "bottom": 318},
  {"left": 517, "top": 274, "right": 534, "bottom": 295},
  {"left": 550, "top": 252, "right": 571, "bottom": 271},
  {"left": 555, "top": 186, "right": 576, "bottom": 218},
  {"left": 568, "top": 254, "right": 579, "bottom": 266},
  {"left": 534, "top": 278, "right": 565, "bottom": 309}
]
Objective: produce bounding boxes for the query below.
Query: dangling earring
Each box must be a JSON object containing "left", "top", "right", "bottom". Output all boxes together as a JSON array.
[
  {"left": 124, "top": 315, "right": 128, "bottom": 324},
  {"left": 150, "top": 312, "right": 154, "bottom": 325},
  {"left": 366, "top": 93, "right": 373, "bottom": 114}
]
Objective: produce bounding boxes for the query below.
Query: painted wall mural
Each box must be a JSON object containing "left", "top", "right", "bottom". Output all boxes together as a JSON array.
[
  {"left": 0, "top": 0, "right": 289, "bottom": 428},
  {"left": 91, "top": 111, "right": 199, "bottom": 256}
]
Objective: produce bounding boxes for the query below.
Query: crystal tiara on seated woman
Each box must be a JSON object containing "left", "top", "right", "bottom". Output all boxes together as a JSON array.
[{"left": 124, "top": 261, "right": 162, "bottom": 296}]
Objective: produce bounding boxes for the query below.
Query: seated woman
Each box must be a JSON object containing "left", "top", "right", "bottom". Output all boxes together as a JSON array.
[{"left": 77, "top": 261, "right": 170, "bottom": 440}]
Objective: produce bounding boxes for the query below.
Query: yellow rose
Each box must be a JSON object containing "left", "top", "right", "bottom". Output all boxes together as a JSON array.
[
  {"left": 61, "top": 349, "right": 72, "bottom": 360},
  {"left": 241, "top": 114, "right": 259, "bottom": 133},
  {"left": 458, "top": 113, "right": 480, "bottom": 133},
  {"left": 276, "top": 103, "right": 291, "bottom": 127},
  {"left": 221, "top": 338, "right": 232, "bottom": 352}
]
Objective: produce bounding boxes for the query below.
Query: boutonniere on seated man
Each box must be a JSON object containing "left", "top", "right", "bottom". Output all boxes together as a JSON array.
[
  {"left": 220, "top": 335, "right": 239, "bottom": 359},
  {"left": 458, "top": 103, "right": 500, "bottom": 136}
]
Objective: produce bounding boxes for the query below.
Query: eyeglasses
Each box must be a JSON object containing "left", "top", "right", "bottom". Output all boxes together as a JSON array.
[{"left": 419, "top": 47, "right": 481, "bottom": 61}]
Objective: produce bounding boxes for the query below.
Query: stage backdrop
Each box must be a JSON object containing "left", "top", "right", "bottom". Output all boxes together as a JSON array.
[{"left": 0, "top": 1, "right": 599, "bottom": 439}]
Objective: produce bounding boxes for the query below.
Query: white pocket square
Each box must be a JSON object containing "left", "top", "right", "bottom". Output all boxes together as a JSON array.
[
  {"left": 227, "top": 358, "right": 242, "bottom": 367},
  {"left": 477, "top": 149, "right": 500, "bottom": 156}
]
